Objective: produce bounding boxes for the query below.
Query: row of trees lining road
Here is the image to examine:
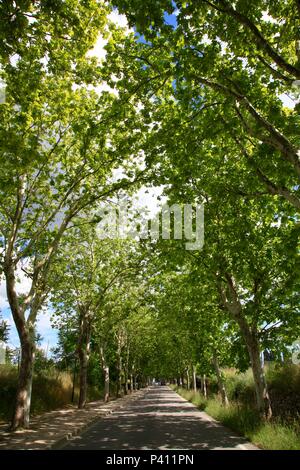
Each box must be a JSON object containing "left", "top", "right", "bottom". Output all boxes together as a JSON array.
[
  {"left": 0, "top": 0, "right": 299, "bottom": 430},
  {"left": 49, "top": 227, "right": 145, "bottom": 408},
  {"left": 0, "top": 1, "right": 149, "bottom": 430},
  {"left": 106, "top": 0, "right": 300, "bottom": 418}
]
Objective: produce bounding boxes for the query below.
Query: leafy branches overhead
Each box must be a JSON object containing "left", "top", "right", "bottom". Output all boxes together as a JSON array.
[
  {"left": 111, "top": 0, "right": 300, "bottom": 211},
  {"left": 0, "top": 0, "right": 299, "bottom": 430}
]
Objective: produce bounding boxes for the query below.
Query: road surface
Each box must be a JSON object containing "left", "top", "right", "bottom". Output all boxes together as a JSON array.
[{"left": 63, "top": 386, "right": 258, "bottom": 450}]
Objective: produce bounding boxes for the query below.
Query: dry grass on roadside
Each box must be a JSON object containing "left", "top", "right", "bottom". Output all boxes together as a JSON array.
[{"left": 171, "top": 365, "right": 300, "bottom": 450}]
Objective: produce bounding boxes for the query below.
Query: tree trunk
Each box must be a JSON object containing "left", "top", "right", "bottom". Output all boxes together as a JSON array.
[
  {"left": 78, "top": 344, "right": 88, "bottom": 408},
  {"left": 186, "top": 368, "right": 190, "bottom": 389},
  {"left": 234, "top": 307, "right": 272, "bottom": 418},
  {"left": 116, "top": 333, "right": 124, "bottom": 397},
  {"left": 5, "top": 262, "right": 36, "bottom": 430},
  {"left": 201, "top": 374, "right": 207, "bottom": 399},
  {"left": 125, "top": 345, "right": 129, "bottom": 395},
  {"left": 219, "top": 274, "right": 272, "bottom": 419},
  {"left": 193, "top": 366, "right": 197, "bottom": 393},
  {"left": 117, "top": 358, "right": 123, "bottom": 397},
  {"left": 130, "top": 373, "right": 134, "bottom": 393},
  {"left": 246, "top": 333, "right": 272, "bottom": 419},
  {"left": 103, "top": 366, "right": 109, "bottom": 402},
  {"left": 99, "top": 344, "right": 109, "bottom": 402},
  {"left": 212, "top": 350, "right": 229, "bottom": 406},
  {"left": 78, "top": 311, "right": 91, "bottom": 409},
  {"left": 11, "top": 337, "right": 35, "bottom": 430}
]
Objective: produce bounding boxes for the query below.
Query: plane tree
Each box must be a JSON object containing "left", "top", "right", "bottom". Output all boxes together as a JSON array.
[{"left": 0, "top": 7, "right": 148, "bottom": 428}]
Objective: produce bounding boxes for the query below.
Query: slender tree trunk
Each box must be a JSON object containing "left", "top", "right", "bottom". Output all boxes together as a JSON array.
[
  {"left": 219, "top": 274, "right": 272, "bottom": 419},
  {"left": 11, "top": 336, "right": 35, "bottom": 430},
  {"left": 78, "top": 345, "right": 88, "bottom": 408},
  {"left": 78, "top": 311, "right": 91, "bottom": 409},
  {"left": 186, "top": 368, "right": 190, "bottom": 389},
  {"left": 246, "top": 333, "right": 272, "bottom": 419},
  {"left": 130, "top": 373, "right": 134, "bottom": 393},
  {"left": 234, "top": 310, "right": 272, "bottom": 418},
  {"left": 193, "top": 366, "right": 197, "bottom": 393},
  {"left": 201, "top": 374, "right": 207, "bottom": 399},
  {"left": 117, "top": 356, "right": 123, "bottom": 397},
  {"left": 125, "top": 344, "right": 129, "bottom": 395},
  {"left": 116, "top": 333, "right": 124, "bottom": 397},
  {"left": 212, "top": 350, "right": 229, "bottom": 406},
  {"left": 5, "top": 262, "right": 36, "bottom": 430},
  {"left": 99, "top": 344, "right": 109, "bottom": 402},
  {"left": 103, "top": 366, "right": 109, "bottom": 402}
]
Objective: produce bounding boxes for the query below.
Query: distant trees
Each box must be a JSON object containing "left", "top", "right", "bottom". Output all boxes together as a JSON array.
[{"left": 0, "top": 311, "right": 9, "bottom": 343}]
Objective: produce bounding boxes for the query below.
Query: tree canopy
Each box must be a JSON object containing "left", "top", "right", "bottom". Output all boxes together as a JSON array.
[{"left": 0, "top": 0, "right": 299, "bottom": 429}]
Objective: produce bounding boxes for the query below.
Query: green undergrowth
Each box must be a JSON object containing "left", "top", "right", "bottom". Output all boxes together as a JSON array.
[{"left": 171, "top": 365, "right": 300, "bottom": 450}]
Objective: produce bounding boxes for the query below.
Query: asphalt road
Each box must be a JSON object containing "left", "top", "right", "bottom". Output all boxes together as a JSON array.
[{"left": 63, "top": 386, "right": 258, "bottom": 450}]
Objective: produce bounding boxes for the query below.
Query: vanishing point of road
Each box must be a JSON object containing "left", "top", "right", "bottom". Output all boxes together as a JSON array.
[{"left": 63, "top": 386, "right": 258, "bottom": 450}]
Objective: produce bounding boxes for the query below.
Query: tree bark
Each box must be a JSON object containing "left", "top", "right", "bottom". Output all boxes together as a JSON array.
[
  {"left": 219, "top": 274, "right": 272, "bottom": 419},
  {"left": 116, "top": 331, "right": 124, "bottom": 397},
  {"left": 103, "top": 366, "right": 109, "bottom": 402},
  {"left": 99, "top": 344, "right": 109, "bottom": 402},
  {"left": 193, "top": 366, "right": 197, "bottom": 393},
  {"left": 125, "top": 344, "right": 130, "bottom": 395},
  {"left": 233, "top": 315, "right": 272, "bottom": 418},
  {"left": 78, "top": 311, "right": 91, "bottom": 409},
  {"left": 78, "top": 344, "right": 88, "bottom": 409},
  {"left": 11, "top": 336, "right": 35, "bottom": 430},
  {"left": 201, "top": 374, "right": 207, "bottom": 399},
  {"left": 181, "top": 374, "right": 185, "bottom": 387},
  {"left": 186, "top": 368, "right": 190, "bottom": 389},
  {"left": 130, "top": 373, "right": 134, "bottom": 393},
  {"left": 212, "top": 350, "right": 229, "bottom": 406},
  {"left": 246, "top": 332, "right": 272, "bottom": 419},
  {"left": 5, "top": 256, "right": 36, "bottom": 430},
  {"left": 117, "top": 353, "right": 123, "bottom": 397}
]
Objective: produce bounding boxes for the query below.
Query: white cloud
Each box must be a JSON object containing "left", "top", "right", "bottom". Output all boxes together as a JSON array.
[
  {"left": 90, "top": 82, "right": 119, "bottom": 96},
  {"left": 86, "top": 35, "right": 107, "bottom": 62},
  {"left": 108, "top": 10, "right": 131, "bottom": 29},
  {"left": 261, "top": 12, "right": 279, "bottom": 24},
  {"left": 15, "top": 269, "right": 32, "bottom": 294},
  {"left": 133, "top": 186, "right": 167, "bottom": 217},
  {"left": 0, "top": 280, "right": 8, "bottom": 310},
  {"left": 0, "top": 269, "right": 32, "bottom": 311},
  {"left": 86, "top": 10, "right": 132, "bottom": 64},
  {"left": 279, "top": 93, "right": 298, "bottom": 109}
]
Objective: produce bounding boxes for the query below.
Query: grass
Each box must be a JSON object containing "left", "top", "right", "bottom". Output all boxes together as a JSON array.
[
  {"left": 0, "top": 364, "right": 103, "bottom": 424},
  {"left": 171, "top": 364, "right": 300, "bottom": 450}
]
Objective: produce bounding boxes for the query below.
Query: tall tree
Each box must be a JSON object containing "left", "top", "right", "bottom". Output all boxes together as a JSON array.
[{"left": 0, "top": 4, "right": 145, "bottom": 428}]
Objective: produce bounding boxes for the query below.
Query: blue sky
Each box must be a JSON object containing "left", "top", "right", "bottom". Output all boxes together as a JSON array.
[
  {"left": 135, "top": 8, "right": 178, "bottom": 44},
  {"left": 1, "top": 305, "right": 58, "bottom": 353},
  {"left": 164, "top": 10, "right": 178, "bottom": 29}
]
